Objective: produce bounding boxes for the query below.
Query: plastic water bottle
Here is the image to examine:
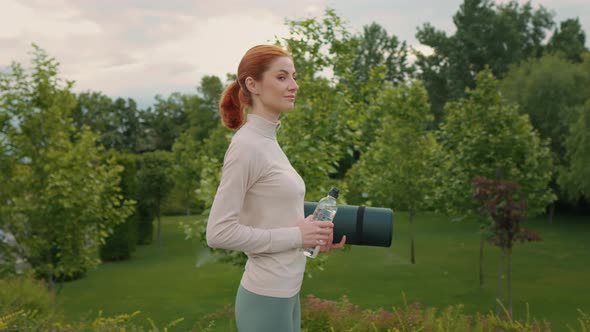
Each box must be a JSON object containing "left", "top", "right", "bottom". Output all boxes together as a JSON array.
[{"left": 303, "top": 187, "right": 339, "bottom": 258}]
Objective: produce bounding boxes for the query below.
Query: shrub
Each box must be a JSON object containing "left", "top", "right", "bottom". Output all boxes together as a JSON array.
[
  {"left": 99, "top": 213, "right": 139, "bottom": 261},
  {"left": 137, "top": 200, "right": 155, "bottom": 245},
  {"left": 299, "top": 294, "right": 552, "bottom": 332},
  {"left": 0, "top": 272, "right": 64, "bottom": 330},
  {"left": 100, "top": 152, "right": 139, "bottom": 261}
]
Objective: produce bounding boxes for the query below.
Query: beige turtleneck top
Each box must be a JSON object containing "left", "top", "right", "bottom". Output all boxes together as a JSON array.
[{"left": 206, "top": 113, "right": 307, "bottom": 298}]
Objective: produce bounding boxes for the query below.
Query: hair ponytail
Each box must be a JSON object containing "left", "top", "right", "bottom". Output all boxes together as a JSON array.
[{"left": 219, "top": 81, "right": 246, "bottom": 129}]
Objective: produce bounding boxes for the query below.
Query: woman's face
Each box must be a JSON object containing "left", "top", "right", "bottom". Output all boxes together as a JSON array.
[{"left": 250, "top": 56, "right": 298, "bottom": 114}]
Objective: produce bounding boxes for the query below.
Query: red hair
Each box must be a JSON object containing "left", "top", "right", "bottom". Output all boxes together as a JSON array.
[{"left": 219, "top": 45, "right": 292, "bottom": 129}]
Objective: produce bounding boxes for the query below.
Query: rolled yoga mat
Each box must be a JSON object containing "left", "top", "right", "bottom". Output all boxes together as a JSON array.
[{"left": 304, "top": 202, "right": 393, "bottom": 247}]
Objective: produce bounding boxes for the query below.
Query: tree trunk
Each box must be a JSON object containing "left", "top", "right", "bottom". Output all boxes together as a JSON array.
[
  {"left": 46, "top": 246, "right": 55, "bottom": 292},
  {"left": 185, "top": 190, "right": 191, "bottom": 217},
  {"left": 479, "top": 237, "right": 485, "bottom": 289},
  {"left": 410, "top": 211, "right": 415, "bottom": 264},
  {"left": 548, "top": 203, "right": 555, "bottom": 224},
  {"left": 495, "top": 246, "right": 505, "bottom": 315},
  {"left": 157, "top": 200, "right": 162, "bottom": 246},
  {"left": 507, "top": 247, "right": 513, "bottom": 318},
  {"left": 157, "top": 214, "right": 161, "bottom": 246}
]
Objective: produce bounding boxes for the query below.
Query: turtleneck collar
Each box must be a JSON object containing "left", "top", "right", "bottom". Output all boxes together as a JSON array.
[{"left": 243, "top": 113, "right": 281, "bottom": 139}]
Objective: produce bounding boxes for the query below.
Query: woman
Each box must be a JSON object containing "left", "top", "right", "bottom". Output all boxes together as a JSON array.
[{"left": 206, "top": 44, "right": 346, "bottom": 332}]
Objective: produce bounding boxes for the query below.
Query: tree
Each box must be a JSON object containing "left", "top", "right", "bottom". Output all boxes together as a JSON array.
[
  {"left": 180, "top": 123, "right": 240, "bottom": 264},
  {"left": 0, "top": 45, "right": 133, "bottom": 287},
  {"left": 171, "top": 132, "right": 202, "bottom": 216},
  {"left": 100, "top": 151, "right": 139, "bottom": 261},
  {"left": 142, "top": 92, "right": 188, "bottom": 151},
  {"left": 434, "top": 69, "right": 554, "bottom": 288},
  {"left": 72, "top": 92, "right": 143, "bottom": 153},
  {"left": 547, "top": 18, "right": 588, "bottom": 63},
  {"left": 500, "top": 54, "right": 588, "bottom": 161},
  {"left": 346, "top": 22, "right": 412, "bottom": 94},
  {"left": 346, "top": 81, "right": 438, "bottom": 264},
  {"left": 279, "top": 8, "right": 363, "bottom": 200},
  {"left": 473, "top": 177, "right": 542, "bottom": 316},
  {"left": 559, "top": 100, "right": 590, "bottom": 202},
  {"left": 184, "top": 75, "right": 223, "bottom": 143},
  {"left": 334, "top": 23, "right": 414, "bottom": 181},
  {"left": 167, "top": 76, "right": 223, "bottom": 216},
  {"left": 415, "top": 0, "right": 554, "bottom": 124},
  {"left": 136, "top": 151, "right": 174, "bottom": 246},
  {"left": 500, "top": 54, "right": 590, "bottom": 218}
]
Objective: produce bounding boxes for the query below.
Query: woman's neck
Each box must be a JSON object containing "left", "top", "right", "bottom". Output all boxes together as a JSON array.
[{"left": 249, "top": 106, "right": 280, "bottom": 123}]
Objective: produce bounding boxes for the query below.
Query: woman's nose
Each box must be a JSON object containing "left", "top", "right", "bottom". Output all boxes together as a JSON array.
[{"left": 289, "top": 78, "right": 298, "bottom": 92}]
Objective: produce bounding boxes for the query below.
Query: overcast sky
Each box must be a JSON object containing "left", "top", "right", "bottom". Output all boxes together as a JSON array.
[{"left": 2, "top": 0, "right": 588, "bottom": 109}]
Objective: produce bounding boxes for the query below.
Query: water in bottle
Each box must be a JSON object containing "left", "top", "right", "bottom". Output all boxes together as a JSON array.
[{"left": 304, "top": 187, "right": 339, "bottom": 258}]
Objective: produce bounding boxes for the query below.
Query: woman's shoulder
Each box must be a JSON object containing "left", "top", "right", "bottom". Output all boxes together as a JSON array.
[{"left": 230, "top": 127, "right": 257, "bottom": 149}]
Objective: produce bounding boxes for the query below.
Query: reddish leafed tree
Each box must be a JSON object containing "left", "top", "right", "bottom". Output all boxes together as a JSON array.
[{"left": 472, "top": 176, "right": 542, "bottom": 317}]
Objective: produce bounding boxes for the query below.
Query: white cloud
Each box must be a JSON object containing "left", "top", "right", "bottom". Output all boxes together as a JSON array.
[
  {"left": 1, "top": 0, "right": 587, "bottom": 108},
  {"left": 0, "top": 0, "right": 101, "bottom": 39}
]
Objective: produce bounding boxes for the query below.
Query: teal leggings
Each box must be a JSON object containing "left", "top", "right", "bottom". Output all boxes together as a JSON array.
[{"left": 235, "top": 285, "right": 301, "bottom": 332}]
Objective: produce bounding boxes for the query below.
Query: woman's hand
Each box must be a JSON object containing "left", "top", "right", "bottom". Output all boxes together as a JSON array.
[
  {"left": 297, "top": 215, "right": 333, "bottom": 248},
  {"left": 319, "top": 232, "right": 346, "bottom": 253},
  {"left": 297, "top": 215, "right": 347, "bottom": 252}
]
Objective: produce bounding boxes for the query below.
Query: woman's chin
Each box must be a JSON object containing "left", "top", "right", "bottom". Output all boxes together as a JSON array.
[{"left": 286, "top": 102, "right": 297, "bottom": 110}]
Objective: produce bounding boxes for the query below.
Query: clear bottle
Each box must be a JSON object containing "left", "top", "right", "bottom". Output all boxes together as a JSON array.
[{"left": 303, "top": 187, "right": 339, "bottom": 258}]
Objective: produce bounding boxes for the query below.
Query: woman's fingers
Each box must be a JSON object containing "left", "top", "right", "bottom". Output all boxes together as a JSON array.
[{"left": 331, "top": 235, "right": 346, "bottom": 249}]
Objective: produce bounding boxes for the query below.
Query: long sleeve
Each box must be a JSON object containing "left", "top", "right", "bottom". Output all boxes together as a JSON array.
[{"left": 206, "top": 140, "right": 303, "bottom": 254}]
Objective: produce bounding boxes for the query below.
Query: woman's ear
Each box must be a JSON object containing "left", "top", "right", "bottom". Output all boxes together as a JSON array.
[{"left": 245, "top": 77, "right": 259, "bottom": 95}]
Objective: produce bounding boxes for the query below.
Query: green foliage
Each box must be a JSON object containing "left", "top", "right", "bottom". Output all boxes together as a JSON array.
[
  {"left": 345, "top": 81, "right": 438, "bottom": 264},
  {"left": 279, "top": 9, "right": 361, "bottom": 201},
  {"left": 500, "top": 54, "right": 589, "bottom": 162},
  {"left": 347, "top": 23, "right": 413, "bottom": 87},
  {"left": 282, "top": 8, "right": 352, "bottom": 81},
  {"left": 181, "top": 123, "right": 244, "bottom": 265},
  {"left": 299, "top": 295, "right": 553, "bottom": 332},
  {"left": 346, "top": 81, "right": 438, "bottom": 212},
  {"left": 169, "top": 132, "right": 202, "bottom": 216},
  {"left": 185, "top": 294, "right": 560, "bottom": 332},
  {"left": 547, "top": 18, "right": 588, "bottom": 63},
  {"left": 0, "top": 272, "right": 64, "bottom": 329},
  {"left": 0, "top": 273, "right": 186, "bottom": 331},
  {"left": 162, "top": 76, "right": 222, "bottom": 216},
  {"left": 435, "top": 68, "right": 555, "bottom": 221},
  {"left": 100, "top": 152, "right": 139, "bottom": 261},
  {"left": 0, "top": 44, "right": 134, "bottom": 282},
  {"left": 415, "top": 0, "right": 555, "bottom": 124},
  {"left": 72, "top": 92, "right": 144, "bottom": 153},
  {"left": 559, "top": 100, "right": 590, "bottom": 201},
  {"left": 136, "top": 151, "right": 174, "bottom": 245},
  {"left": 136, "top": 200, "right": 155, "bottom": 246}
]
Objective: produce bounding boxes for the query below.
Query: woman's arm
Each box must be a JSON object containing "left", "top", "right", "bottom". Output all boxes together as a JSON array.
[{"left": 206, "top": 141, "right": 302, "bottom": 254}]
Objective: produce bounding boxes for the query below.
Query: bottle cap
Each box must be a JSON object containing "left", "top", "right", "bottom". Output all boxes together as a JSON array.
[{"left": 328, "top": 187, "right": 339, "bottom": 198}]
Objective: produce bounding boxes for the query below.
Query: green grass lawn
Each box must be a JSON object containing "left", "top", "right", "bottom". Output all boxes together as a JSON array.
[{"left": 56, "top": 212, "right": 590, "bottom": 331}]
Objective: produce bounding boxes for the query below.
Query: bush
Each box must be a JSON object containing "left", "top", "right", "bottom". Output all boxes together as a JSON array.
[
  {"left": 99, "top": 213, "right": 139, "bottom": 261},
  {"left": 0, "top": 272, "right": 64, "bottom": 330},
  {"left": 136, "top": 151, "right": 174, "bottom": 245},
  {"left": 100, "top": 152, "right": 139, "bottom": 261},
  {"left": 137, "top": 200, "right": 155, "bottom": 245},
  {"left": 299, "top": 294, "right": 552, "bottom": 332},
  {"left": 0, "top": 273, "right": 184, "bottom": 331},
  {"left": 0, "top": 309, "right": 185, "bottom": 332}
]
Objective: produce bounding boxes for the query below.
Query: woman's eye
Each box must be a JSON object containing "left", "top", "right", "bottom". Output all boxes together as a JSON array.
[{"left": 278, "top": 76, "right": 286, "bottom": 81}]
